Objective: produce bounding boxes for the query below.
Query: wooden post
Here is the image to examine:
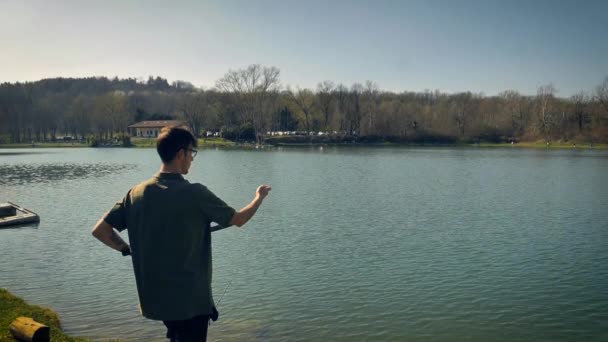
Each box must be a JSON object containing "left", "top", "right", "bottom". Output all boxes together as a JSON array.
[{"left": 9, "top": 317, "right": 50, "bottom": 342}]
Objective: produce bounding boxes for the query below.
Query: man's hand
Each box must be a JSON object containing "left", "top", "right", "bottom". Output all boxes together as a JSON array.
[{"left": 256, "top": 185, "right": 272, "bottom": 200}]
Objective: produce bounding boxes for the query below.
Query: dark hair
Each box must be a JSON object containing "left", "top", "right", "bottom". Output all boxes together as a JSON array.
[{"left": 156, "top": 126, "right": 197, "bottom": 163}]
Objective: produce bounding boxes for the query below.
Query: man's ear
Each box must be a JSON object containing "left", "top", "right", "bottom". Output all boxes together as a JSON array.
[{"left": 176, "top": 148, "right": 185, "bottom": 160}]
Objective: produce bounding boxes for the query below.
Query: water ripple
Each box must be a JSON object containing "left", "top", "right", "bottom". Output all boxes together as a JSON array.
[
  {"left": 0, "top": 162, "right": 137, "bottom": 185},
  {"left": 1, "top": 148, "right": 608, "bottom": 341}
]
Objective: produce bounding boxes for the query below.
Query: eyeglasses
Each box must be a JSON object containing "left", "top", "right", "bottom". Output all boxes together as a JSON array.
[{"left": 184, "top": 148, "right": 198, "bottom": 158}]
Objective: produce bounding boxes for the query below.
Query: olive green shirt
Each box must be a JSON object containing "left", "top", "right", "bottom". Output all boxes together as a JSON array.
[{"left": 103, "top": 172, "right": 235, "bottom": 321}]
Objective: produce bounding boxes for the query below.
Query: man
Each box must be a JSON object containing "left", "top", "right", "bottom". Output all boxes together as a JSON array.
[{"left": 92, "top": 126, "right": 271, "bottom": 341}]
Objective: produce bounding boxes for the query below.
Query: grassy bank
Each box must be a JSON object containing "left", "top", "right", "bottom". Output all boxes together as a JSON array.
[
  {"left": 131, "top": 137, "right": 235, "bottom": 148},
  {"left": 265, "top": 135, "right": 608, "bottom": 149},
  {"left": 268, "top": 141, "right": 608, "bottom": 149},
  {"left": 1, "top": 139, "right": 606, "bottom": 150},
  {"left": 0, "top": 138, "right": 234, "bottom": 149},
  {"left": 0, "top": 288, "right": 86, "bottom": 342},
  {"left": 472, "top": 141, "right": 608, "bottom": 149},
  {"left": 0, "top": 142, "right": 88, "bottom": 148}
]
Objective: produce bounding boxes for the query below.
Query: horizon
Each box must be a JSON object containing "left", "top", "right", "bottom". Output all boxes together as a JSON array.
[
  {"left": 2, "top": 0, "right": 607, "bottom": 97},
  {"left": 4, "top": 74, "right": 605, "bottom": 100}
]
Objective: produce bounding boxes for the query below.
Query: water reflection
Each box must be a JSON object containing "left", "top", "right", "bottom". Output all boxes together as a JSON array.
[
  {"left": 0, "top": 222, "right": 40, "bottom": 230},
  {"left": 0, "top": 151, "right": 52, "bottom": 156},
  {"left": 1, "top": 148, "right": 607, "bottom": 341},
  {"left": 0, "top": 163, "right": 136, "bottom": 185}
]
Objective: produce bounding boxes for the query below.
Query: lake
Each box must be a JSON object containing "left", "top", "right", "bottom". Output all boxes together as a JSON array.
[{"left": 1, "top": 146, "right": 607, "bottom": 341}]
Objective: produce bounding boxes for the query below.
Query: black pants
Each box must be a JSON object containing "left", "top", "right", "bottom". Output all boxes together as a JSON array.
[{"left": 163, "top": 314, "right": 210, "bottom": 342}]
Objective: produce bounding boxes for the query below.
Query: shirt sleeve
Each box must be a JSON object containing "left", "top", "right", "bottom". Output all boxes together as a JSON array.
[
  {"left": 197, "top": 184, "right": 236, "bottom": 228},
  {"left": 102, "top": 190, "right": 131, "bottom": 232}
]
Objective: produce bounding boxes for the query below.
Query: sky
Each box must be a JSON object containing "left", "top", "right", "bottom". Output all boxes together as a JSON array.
[{"left": 1, "top": 0, "right": 607, "bottom": 97}]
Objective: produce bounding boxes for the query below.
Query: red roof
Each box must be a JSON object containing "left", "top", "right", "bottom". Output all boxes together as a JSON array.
[{"left": 128, "top": 120, "right": 185, "bottom": 128}]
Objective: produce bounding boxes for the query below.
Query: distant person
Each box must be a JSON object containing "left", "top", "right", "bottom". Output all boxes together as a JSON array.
[{"left": 92, "top": 126, "right": 271, "bottom": 342}]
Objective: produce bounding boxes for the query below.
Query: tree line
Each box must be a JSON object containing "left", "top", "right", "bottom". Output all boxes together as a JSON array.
[{"left": 1, "top": 65, "right": 607, "bottom": 145}]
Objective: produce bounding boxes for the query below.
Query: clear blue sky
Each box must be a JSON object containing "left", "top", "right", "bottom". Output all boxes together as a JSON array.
[{"left": 1, "top": 0, "right": 607, "bottom": 96}]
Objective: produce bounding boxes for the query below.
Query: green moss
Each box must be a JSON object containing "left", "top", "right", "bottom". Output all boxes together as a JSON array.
[
  {"left": 471, "top": 142, "right": 608, "bottom": 149},
  {"left": 130, "top": 137, "right": 235, "bottom": 148},
  {"left": 1, "top": 139, "right": 605, "bottom": 150},
  {"left": 0, "top": 142, "right": 88, "bottom": 148},
  {"left": 196, "top": 137, "right": 235, "bottom": 147},
  {"left": 0, "top": 288, "right": 87, "bottom": 341},
  {"left": 129, "top": 137, "right": 154, "bottom": 147}
]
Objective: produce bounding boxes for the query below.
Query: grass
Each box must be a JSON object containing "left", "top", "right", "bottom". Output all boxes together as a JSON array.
[
  {"left": 1, "top": 139, "right": 606, "bottom": 150},
  {"left": 0, "top": 288, "right": 87, "bottom": 342},
  {"left": 0, "top": 142, "right": 88, "bottom": 148},
  {"left": 130, "top": 137, "right": 235, "bottom": 148},
  {"left": 265, "top": 135, "right": 608, "bottom": 149},
  {"left": 0, "top": 138, "right": 235, "bottom": 149},
  {"left": 471, "top": 141, "right": 608, "bottom": 149}
]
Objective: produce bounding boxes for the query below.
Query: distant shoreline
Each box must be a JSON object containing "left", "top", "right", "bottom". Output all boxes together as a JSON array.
[
  {"left": 1, "top": 141, "right": 606, "bottom": 150},
  {"left": 269, "top": 141, "right": 608, "bottom": 150}
]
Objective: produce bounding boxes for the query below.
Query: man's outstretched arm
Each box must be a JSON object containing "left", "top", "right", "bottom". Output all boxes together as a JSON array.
[
  {"left": 91, "top": 219, "right": 130, "bottom": 254},
  {"left": 229, "top": 185, "right": 271, "bottom": 227}
]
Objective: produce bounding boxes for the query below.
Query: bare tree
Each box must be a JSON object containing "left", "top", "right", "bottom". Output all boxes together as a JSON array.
[
  {"left": 500, "top": 90, "right": 522, "bottom": 135},
  {"left": 453, "top": 92, "right": 473, "bottom": 137},
  {"left": 316, "top": 80, "right": 335, "bottom": 131},
  {"left": 178, "top": 91, "right": 208, "bottom": 137},
  {"left": 334, "top": 84, "right": 348, "bottom": 132},
  {"left": 570, "top": 92, "right": 590, "bottom": 133},
  {"left": 516, "top": 95, "right": 532, "bottom": 137},
  {"left": 362, "top": 80, "right": 380, "bottom": 135},
  {"left": 0, "top": 84, "right": 30, "bottom": 143},
  {"left": 596, "top": 76, "right": 608, "bottom": 113},
  {"left": 67, "top": 95, "right": 94, "bottom": 140},
  {"left": 287, "top": 87, "right": 316, "bottom": 133},
  {"left": 94, "top": 91, "right": 129, "bottom": 140},
  {"left": 216, "top": 64, "right": 281, "bottom": 144},
  {"left": 347, "top": 83, "right": 364, "bottom": 135},
  {"left": 535, "top": 84, "right": 557, "bottom": 141}
]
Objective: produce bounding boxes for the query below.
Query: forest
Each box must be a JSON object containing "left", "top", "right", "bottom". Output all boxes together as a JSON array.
[{"left": 1, "top": 65, "right": 607, "bottom": 145}]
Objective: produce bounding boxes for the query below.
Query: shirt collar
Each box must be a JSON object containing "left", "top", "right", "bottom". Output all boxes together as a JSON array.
[{"left": 155, "top": 172, "right": 185, "bottom": 181}]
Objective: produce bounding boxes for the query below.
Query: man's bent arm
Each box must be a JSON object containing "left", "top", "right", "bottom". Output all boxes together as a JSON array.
[
  {"left": 91, "top": 218, "right": 130, "bottom": 252},
  {"left": 229, "top": 185, "right": 271, "bottom": 227},
  {"left": 230, "top": 196, "right": 264, "bottom": 227}
]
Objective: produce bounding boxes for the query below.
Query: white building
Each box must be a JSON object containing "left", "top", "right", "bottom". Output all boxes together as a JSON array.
[{"left": 128, "top": 120, "right": 186, "bottom": 138}]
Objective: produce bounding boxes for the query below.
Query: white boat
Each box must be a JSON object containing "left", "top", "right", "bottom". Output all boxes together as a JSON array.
[{"left": 0, "top": 202, "right": 40, "bottom": 228}]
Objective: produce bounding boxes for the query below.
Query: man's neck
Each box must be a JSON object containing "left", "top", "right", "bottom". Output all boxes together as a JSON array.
[{"left": 159, "top": 163, "right": 182, "bottom": 174}]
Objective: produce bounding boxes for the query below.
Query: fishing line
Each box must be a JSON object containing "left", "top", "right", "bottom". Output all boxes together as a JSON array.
[{"left": 211, "top": 223, "right": 253, "bottom": 311}]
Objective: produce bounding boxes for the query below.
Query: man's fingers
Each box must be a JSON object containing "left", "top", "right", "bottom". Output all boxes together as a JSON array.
[{"left": 257, "top": 185, "right": 271, "bottom": 197}]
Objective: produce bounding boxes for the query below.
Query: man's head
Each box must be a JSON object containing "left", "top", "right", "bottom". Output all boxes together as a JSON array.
[{"left": 156, "top": 126, "right": 198, "bottom": 174}]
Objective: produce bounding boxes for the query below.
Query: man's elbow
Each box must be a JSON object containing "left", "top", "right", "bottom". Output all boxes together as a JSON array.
[
  {"left": 230, "top": 213, "right": 246, "bottom": 227},
  {"left": 91, "top": 220, "right": 111, "bottom": 239},
  {"left": 91, "top": 226, "right": 103, "bottom": 239}
]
